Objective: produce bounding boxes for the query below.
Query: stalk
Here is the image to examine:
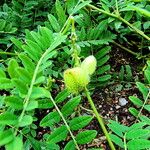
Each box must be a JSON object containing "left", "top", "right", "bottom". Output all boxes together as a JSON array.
[{"left": 84, "top": 87, "right": 116, "bottom": 150}]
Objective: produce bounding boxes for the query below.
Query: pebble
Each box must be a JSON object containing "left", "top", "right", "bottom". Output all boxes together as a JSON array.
[
  {"left": 116, "top": 105, "right": 121, "bottom": 109},
  {"left": 119, "top": 97, "right": 128, "bottom": 106}
]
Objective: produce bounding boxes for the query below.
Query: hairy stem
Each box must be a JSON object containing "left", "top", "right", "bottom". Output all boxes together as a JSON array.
[
  {"left": 84, "top": 87, "right": 116, "bottom": 150},
  {"left": 49, "top": 94, "right": 80, "bottom": 150}
]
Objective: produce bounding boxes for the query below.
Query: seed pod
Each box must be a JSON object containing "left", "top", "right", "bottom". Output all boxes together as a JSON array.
[
  {"left": 64, "top": 67, "right": 89, "bottom": 94},
  {"left": 81, "top": 55, "right": 97, "bottom": 75}
]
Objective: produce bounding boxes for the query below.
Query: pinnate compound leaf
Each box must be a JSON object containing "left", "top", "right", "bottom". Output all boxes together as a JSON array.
[
  {"left": 0, "top": 129, "right": 14, "bottom": 146},
  {"left": 0, "top": 112, "right": 18, "bottom": 125},
  {"left": 69, "top": 116, "right": 93, "bottom": 130},
  {"left": 19, "top": 115, "right": 33, "bottom": 127},
  {"left": 5, "top": 136, "right": 23, "bottom": 150},
  {"left": 47, "top": 125, "right": 68, "bottom": 143},
  {"left": 61, "top": 96, "right": 81, "bottom": 117},
  {"left": 76, "top": 130, "right": 97, "bottom": 144},
  {"left": 40, "top": 111, "right": 60, "bottom": 127},
  {"left": 64, "top": 140, "right": 75, "bottom": 150},
  {"left": 127, "top": 139, "right": 150, "bottom": 150}
]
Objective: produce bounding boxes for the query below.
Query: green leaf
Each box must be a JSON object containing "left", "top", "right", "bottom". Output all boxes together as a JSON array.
[
  {"left": 129, "top": 107, "right": 139, "bottom": 117},
  {"left": 131, "top": 6, "right": 150, "bottom": 17},
  {"left": 11, "top": 37, "right": 22, "bottom": 50},
  {"left": 69, "top": 116, "right": 93, "bottom": 130},
  {"left": 26, "top": 100, "right": 38, "bottom": 111},
  {"left": 19, "top": 115, "right": 33, "bottom": 127},
  {"left": 136, "top": 82, "right": 149, "bottom": 99},
  {"left": 127, "top": 139, "right": 150, "bottom": 150},
  {"left": 71, "top": 1, "right": 91, "bottom": 14},
  {"left": 12, "top": 79, "right": 28, "bottom": 95},
  {"left": 144, "top": 105, "right": 150, "bottom": 112},
  {"left": 0, "top": 112, "right": 18, "bottom": 125},
  {"left": 47, "top": 126, "right": 68, "bottom": 143},
  {"left": 97, "top": 55, "right": 110, "bottom": 67},
  {"left": 119, "top": 66, "right": 124, "bottom": 81},
  {"left": 0, "top": 68, "right": 6, "bottom": 78},
  {"left": 0, "top": 129, "right": 14, "bottom": 146},
  {"left": 0, "top": 78, "right": 14, "bottom": 90},
  {"left": 31, "top": 87, "right": 50, "bottom": 99},
  {"left": 38, "top": 99, "right": 54, "bottom": 109},
  {"left": 108, "top": 120, "right": 129, "bottom": 137},
  {"left": 140, "top": 115, "right": 150, "bottom": 125},
  {"left": 19, "top": 53, "right": 35, "bottom": 72},
  {"left": 5, "top": 136, "right": 23, "bottom": 150},
  {"left": 55, "top": 89, "right": 70, "bottom": 103},
  {"left": 55, "top": 0, "right": 66, "bottom": 26},
  {"left": 98, "top": 75, "right": 111, "bottom": 82},
  {"left": 48, "top": 14, "right": 60, "bottom": 32},
  {"left": 0, "top": 19, "right": 6, "bottom": 31},
  {"left": 97, "top": 65, "right": 110, "bottom": 75},
  {"left": 126, "top": 129, "right": 150, "bottom": 140},
  {"left": 61, "top": 96, "right": 81, "bottom": 117},
  {"left": 125, "top": 65, "right": 132, "bottom": 81},
  {"left": 40, "top": 111, "right": 60, "bottom": 127},
  {"left": 8, "top": 59, "right": 19, "bottom": 79},
  {"left": 145, "top": 69, "right": 150, "bottom": 83},
  {"left": 76, "top": 130, "right": 97, "bottom": 144},
  {"left": 64, "top": 140, "right": 75, "bottom": 150},
  {"left": 110, "top": 134, "right": 124, "bottom": 148},
  {"left": 5, "top": 96, "right": 23, "bottom": 110},
  {"left": 129, "top": 96, "right": 143, "bottom": 107},
  {"left": 16, "top": 67, "right": 31, "bottom": 83}
]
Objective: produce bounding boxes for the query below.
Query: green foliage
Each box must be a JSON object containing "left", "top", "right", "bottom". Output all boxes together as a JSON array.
[
  {"left": 0, "top": 0, "right": 150, "bottom": 149},
  {"left": 108, "top": 60, "right": 150, "bottom": 149}
]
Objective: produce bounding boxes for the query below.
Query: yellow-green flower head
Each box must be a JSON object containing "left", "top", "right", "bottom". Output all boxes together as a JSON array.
[
  {"left": 81, "top": 55, "right": 97, "bottom": 75},
  {"left": 64, "top": 67, "right": 89, "bottom": 94}
]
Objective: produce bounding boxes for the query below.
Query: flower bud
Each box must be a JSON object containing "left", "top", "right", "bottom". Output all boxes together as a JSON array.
[
  {"left": 81, "top": 55, "right": 97, "bottom": 75},
  {"left": 64, "top": 67, "right": 89, "bottom": 94}
]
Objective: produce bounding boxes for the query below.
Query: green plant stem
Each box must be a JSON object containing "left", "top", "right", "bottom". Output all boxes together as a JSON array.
[
  {"left": 84, "top": 87, "right": 116, "bottom": 150},
  {"left": 81, "top": 1, "right": 150, "bottom": 41},
  {"left": 135, "top": 89, "right": 150, "bottom": 122},
  {"left": 0, "top": 51, "right": 18, "bottom": 56},
  {"left": 123, "top": 133, "right": 127, "bottom": 150},
  {"left": 49, "top": 94, "right": 80, "bottom": 150},
  {"left": 113, "top": 41, "right": 139, "bottom": 57}
]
